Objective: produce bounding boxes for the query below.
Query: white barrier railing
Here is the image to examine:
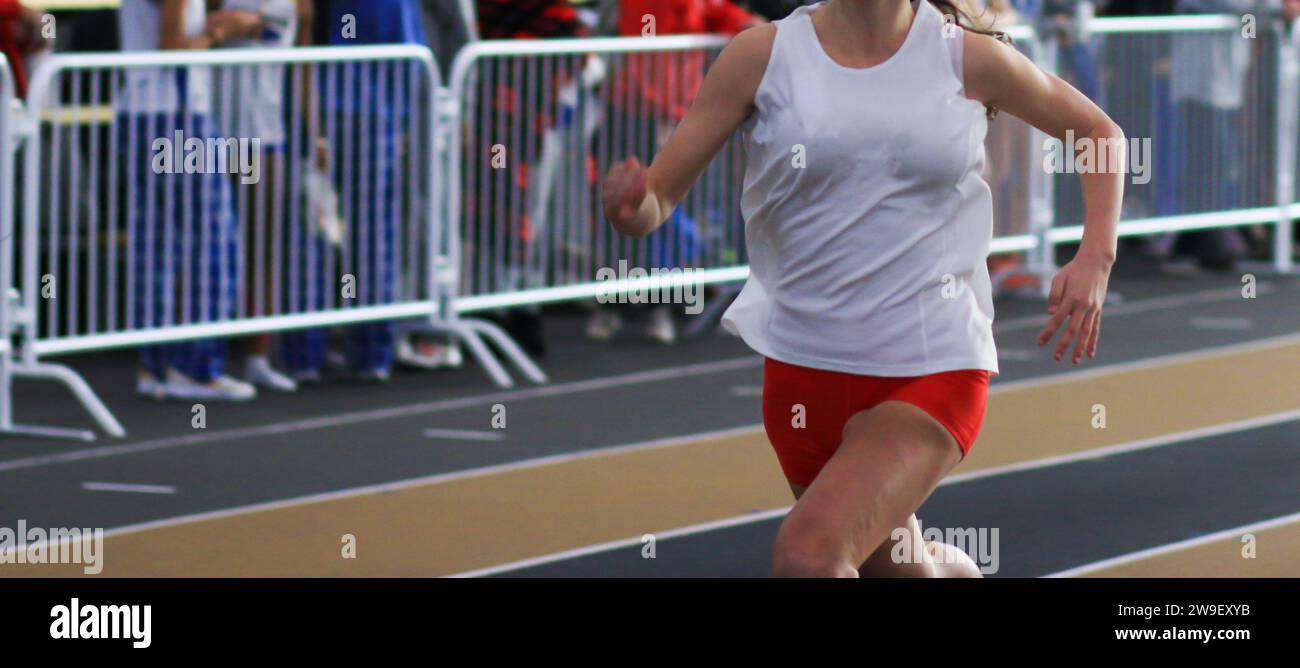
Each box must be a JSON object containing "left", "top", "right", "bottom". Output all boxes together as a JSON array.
[
  {"left": 1, "top": 45, "right": 541, "bottom": 442},
  {"left": 446, "top": 35, "right": 743, "bottom": 313},
  {"left": 1046, "top": 14, "right": 1296, "bottom": 272}
]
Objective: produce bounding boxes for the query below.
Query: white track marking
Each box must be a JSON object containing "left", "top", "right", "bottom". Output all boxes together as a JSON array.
[
  {"left": 1042, "top": 511, "right": 1300, "bottom": 578},
  {"left": 992, "top": 283, "right": 1273, "bottom": 334},
  {"left": 9, "top": 332, "right": 1300, "bottom": 550},
  {"left": 0, "top": 285, "right": 1290, "bottom": 475},
  {"left": 422, "top": 429, "right": 505, "bottom": 442},
  {"left": 7, "top": 322, "right": 1300, "bottom": 479},
  {"left": 452, "top": 408, "right": 1300, "bottom": 577},
  {"left": 945, "top": 408, "right": 1300, "bottom": 484},
  {"left": 449, "top": 509, "right": 792, "bottom": 578},
  {"left": 60, "top": 425, "right": 768, "bottom": 544},
  {"left": 80, "top": 482, "right": 177, "bottom": 495},
  {"left": 1188, "top": 316, "right": 1253, "bottom": 331},
  {"left": 0, "top": 356, "right": 762, "bottom": 474},
  {"left": 988, "top": 330, "right": 1300, "bottom": 393},
  {"left": 730, "top": 386, "right": 762, "bottom": 397}
]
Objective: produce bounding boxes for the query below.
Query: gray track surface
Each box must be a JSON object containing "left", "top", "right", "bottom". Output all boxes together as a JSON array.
[{"left": 2, "top": 260, "right": 1298, "bottom": 576}]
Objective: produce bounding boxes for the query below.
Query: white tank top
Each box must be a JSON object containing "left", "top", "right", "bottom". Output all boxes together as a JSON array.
[
  {"left": 118, "top": 0, "right": 211, "bottom": 114},
  {"left": 720, "top": 0, "right": 999, "bottom": 377},
  {"left": 219, "top": 0, "right": 299, "bottom": 143}
]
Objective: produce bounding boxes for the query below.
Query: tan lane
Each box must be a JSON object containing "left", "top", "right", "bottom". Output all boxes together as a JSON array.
[
  {"left": 1078, "top": 518, "right": 1300, "bottom": 577},
  {"left": 6, "top": 339, "right": 1300, "bottom": 577}
]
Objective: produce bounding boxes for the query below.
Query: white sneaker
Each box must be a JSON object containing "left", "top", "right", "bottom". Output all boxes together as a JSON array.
[
  {"left": 163, "top": 368, "right": 258, "bottom": 402},
  {"left": 136, "top": 371, "right": 166, "bottom": 400},
  {"left": 645, "top": 306, "right": 677, "bottom": 344},
  {"left": 245, "top": 356, "right": 298, "bottom": 393},
  {"left": 396, "top": 337, "right": 463, "bottom": 369},
  {"left": 585, "top": 310, "right": 623, "bottom": 341}
]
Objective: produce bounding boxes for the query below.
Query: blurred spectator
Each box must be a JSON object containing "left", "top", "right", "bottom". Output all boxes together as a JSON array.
[
  {"left": 0, "top": 0, "right": 48, "bottom": 98},
  {"left": 1099, "top": 0, "right": 1181, "bottom": 257},
  {"left": 119, "top": 0, "right": 264, "bottom": 401},
  {"left": 1153, "top": 0, "right": 1260, "bottom": 270},
  {"left": 281, "top": 0, "right": 427, "bottom": 382},
  {"left": 571, "top": 0, "right": 620, "bottom": 33},
  {"left": 475, "top": 0, "right": 587, "bottom": 39},
  {"left": 213, "top": 0, "right": 310, "bottom": 393}
]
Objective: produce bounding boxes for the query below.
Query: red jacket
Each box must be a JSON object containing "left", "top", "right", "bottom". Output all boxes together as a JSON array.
[
  {"left": 617, "top": 0, "right": 753, "bottom": 36},
  {"left": 0, "top": 0, "right": 28, "bottom": 98},
  {"left": 612, "top": 0, "right": 755, "bottom": 120}
]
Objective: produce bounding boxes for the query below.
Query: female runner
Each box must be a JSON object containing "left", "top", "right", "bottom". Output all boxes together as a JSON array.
[{"left": 602, "top": 0, "right": 1122, "bottom": 577}]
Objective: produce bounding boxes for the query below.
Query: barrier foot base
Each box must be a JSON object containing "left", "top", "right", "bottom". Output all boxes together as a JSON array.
[
  {"left": 0, "top": 423, "right": 98, "bottom": 442},
  {"left": 8, "top": 362, "right": 126, "bottom": 440},
  {"left": 446, "top": 318, "right": 548, "bottom": 388}
]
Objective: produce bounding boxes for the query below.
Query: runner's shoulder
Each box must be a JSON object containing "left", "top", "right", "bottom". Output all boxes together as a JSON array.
[
  {"left": 727, "top": 23, "right": 777, "bottom": 69},
  {"left": 711, "top": 23, "right": 777, "bottom": 98}
]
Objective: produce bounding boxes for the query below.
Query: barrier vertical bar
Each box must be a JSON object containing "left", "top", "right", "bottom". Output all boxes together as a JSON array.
[
  {"left": 1276, "top": 18, "right": 1298, "bottom": 272},
  {"left": 0, "top": 55, "right": 16, "bottom": 434},
  {"left": 1027, "top": 30, "right": 1058, "bottom": 297}
]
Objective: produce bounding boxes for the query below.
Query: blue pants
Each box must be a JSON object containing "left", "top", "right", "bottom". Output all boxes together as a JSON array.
[
  {"left": 280, "top": 113, "right": 399, "bottom": 374},
  {"left": 125, "top": 113, "right": 239, "bottom": 382}
]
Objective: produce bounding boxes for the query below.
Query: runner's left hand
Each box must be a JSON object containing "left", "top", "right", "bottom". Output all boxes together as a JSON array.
[{"left": 1037, "top": 251, "right": 1112, "bottom": 364}]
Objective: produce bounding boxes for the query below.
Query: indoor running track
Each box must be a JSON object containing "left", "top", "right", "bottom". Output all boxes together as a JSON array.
[{"left": 2, "top": 261, "right": 1298, "bottom": 578}]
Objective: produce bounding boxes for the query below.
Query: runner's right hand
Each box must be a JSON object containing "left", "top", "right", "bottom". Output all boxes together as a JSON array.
[{"left": 602, "top": 156, "right": 648, "bottom": 235}]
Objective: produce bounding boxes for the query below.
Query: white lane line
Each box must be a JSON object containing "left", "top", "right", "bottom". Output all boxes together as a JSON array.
[
  {"left": 1042, "top": 510, "right": 1300, "bottom": 578},
  {"left": 81, "top": 482, "right": 177, "bottom": 495},
  {"left": 989, "top": 329, "right": 1300, "bottom": 393},
  {"left": 14, "top": 331, "right": 1300, "bottom": 551},
  {"left": 0, "top": 286, "right": 1288, "bottom": 476},
  {"left": 450, "top": 407, "right": 1300, "bottom": 577},
  {"left": 945, "top": 408, "right": 1300, "bottom": 484},
  {"left": 992, "top": 283, "right": 1274, "bottom": 334},
  {"left": 731, "top": 386, "right": 762, "bottom": 397},
  {"left": 0, "top": 356, "right": 762, "bottom": 474},
  {"left": 423, "top": 429, "right": 505, "bottom": 442},
  {"left": 62, "top": 424, "right": 769, "bottom": 544},
  {"left": 1188, "top": 316, "right": 1253, "bottom": 331},
  {"left": 449, "top": 508, "right": 792, "bottom": 578}
]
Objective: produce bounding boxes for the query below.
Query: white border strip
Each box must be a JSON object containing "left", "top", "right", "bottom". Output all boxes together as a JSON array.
[
  {"left": 447, "top": 408, "right": 1300, "bottom": 577},
  {"left": 0, "top": 357, "right": 762, "bottom": 474},
  {"left": 81, "top": 482, "right": 176, "bottom": 495},
  {"left": 1043, "top": 511, "right": 1300, "bottom": 578},
  {"left": 7, "top": 298, "right": 1300, "bottom": 570},
  {"left": 422, "top": 429, "right": 505, "bottom": 442},
  {"left": 449, "top": 508, "right": 792, "bottom": 579}
]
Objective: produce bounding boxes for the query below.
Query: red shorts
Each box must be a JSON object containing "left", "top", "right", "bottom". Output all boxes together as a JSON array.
[{"left": 761, "top": 357, "right": 990, "bottom": 488}]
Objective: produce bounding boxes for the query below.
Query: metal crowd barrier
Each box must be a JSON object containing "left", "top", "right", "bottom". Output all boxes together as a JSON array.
[
  {"left": 0, "top": 45, "right": 541, "bottom": 442},
  {"left": 1043, "top": 14, "right": 1297, "bottom": 272},
  {"left": 446, "top": 35, "right": 746, "bottom": 313}
]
